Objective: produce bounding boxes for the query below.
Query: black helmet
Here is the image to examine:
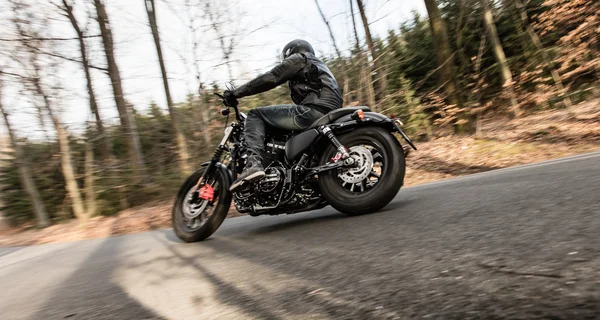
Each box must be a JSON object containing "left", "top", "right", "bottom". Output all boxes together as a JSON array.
[{"left": 281, "top": 39, "right": 315, "bottom": 61}]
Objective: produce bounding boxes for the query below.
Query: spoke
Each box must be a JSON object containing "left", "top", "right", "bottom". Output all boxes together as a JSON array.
[
  {"left": 350, "top": 183, "right": 355, "bottom": 192},
  {"left": 360, "top": 180, "right": 365, "bottom": 192},
  {"left": 186, "top": 218, "right": 195, "bottom": 228},
  {"left": 342, "top": 181, "right": 348, "bottom": 188},
  {"left": 199, "top": 211, "right": 208, "bottom": 223}
]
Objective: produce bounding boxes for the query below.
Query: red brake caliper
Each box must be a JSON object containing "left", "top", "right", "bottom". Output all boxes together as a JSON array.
[{"left": 197, "top": 184, "right": 215, "bottom": 202}]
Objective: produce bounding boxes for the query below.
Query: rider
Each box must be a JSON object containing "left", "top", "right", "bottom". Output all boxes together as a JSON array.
[{"left": 225, "top": 39, "right": 343, "bottom": 191}]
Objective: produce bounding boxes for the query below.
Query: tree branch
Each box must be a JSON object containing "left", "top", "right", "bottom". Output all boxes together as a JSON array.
[
  {"left": 37, "top": 49, "right": 108, "bottom": 73},
  {"left": 0, "top": 35, "right": 102, "bottom": 42}
]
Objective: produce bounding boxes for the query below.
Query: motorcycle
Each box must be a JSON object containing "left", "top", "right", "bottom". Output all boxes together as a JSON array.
[{"left": 172, "top": 93, "right": 417, "bottom": 242}]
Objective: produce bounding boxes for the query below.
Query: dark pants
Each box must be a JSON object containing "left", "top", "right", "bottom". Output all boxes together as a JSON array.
[{"left": 244, "top": 104, "right": 324, "bottom": 157}]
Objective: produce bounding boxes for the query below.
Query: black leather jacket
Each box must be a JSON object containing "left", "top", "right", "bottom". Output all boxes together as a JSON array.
[{"left": 233, "top": 53, "right": 343, "bottom": 113}]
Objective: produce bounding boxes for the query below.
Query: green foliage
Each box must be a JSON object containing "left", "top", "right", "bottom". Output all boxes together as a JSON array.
[{"left": 0, "top": 142, "right": 68, "bottom": 226}]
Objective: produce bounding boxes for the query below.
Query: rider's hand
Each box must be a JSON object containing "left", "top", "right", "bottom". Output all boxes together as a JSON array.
[{"left": 223, "top": 90, "right": 238, "bottom": 107}]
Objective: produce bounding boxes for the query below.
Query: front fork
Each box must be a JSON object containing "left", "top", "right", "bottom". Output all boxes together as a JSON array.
[{"left": 193, "top": 125, "right": 236, "bottom": 199}]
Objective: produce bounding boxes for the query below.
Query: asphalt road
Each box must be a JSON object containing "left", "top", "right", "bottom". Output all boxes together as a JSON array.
[{"left": 1, "top": 152, "right": 599, "bottom": 320}]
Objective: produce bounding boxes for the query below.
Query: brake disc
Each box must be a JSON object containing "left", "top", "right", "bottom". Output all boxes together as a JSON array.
[
  {"left": 183, "top": 188, "right": 209, "bottom": 220},
  {"left": 338, "top": 146, "right": 374, "bottom": 184}
]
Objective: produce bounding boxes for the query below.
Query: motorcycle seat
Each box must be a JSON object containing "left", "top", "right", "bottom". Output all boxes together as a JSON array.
[{"left": 308, "top": 106, "right": 371, "bottom": 129}]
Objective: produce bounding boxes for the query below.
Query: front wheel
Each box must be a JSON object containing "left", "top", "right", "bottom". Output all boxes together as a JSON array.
[
  {"left": 318, "top": 126, "right": 406, "bottom": 215},
  {"left": 172, "top": 167, "right": 232, "bottom": 242}
]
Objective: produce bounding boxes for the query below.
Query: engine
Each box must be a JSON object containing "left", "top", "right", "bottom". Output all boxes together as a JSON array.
[
  {"left": 233, "top": 136, "right": 321, "bottom": 215},
  {"left": 263, "top": 138, "right": 287, "bottom": 167},
  {"left": 233, "top": 161, "right": 287, "bottom": 213}
]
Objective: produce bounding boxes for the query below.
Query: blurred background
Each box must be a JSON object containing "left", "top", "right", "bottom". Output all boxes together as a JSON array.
[{"left": 0, "top": 0, "right": 598, "bottom": 244}]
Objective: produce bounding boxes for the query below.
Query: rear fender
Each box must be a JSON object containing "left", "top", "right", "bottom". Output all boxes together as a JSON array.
[{"left": 332, "top": 112, "right": 417, "bottom": 150}]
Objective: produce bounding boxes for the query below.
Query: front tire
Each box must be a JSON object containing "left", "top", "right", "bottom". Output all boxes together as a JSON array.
[
  {"left": 172, "top": 167, "right": 232, "bottom": 242},
  {"left": 318, "top": 126, "right": 406, "bottom": 215}
]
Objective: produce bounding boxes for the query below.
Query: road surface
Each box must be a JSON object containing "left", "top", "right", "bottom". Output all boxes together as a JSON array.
[{"left": 1, "top": 152, "right": 599, "bottom": 320}]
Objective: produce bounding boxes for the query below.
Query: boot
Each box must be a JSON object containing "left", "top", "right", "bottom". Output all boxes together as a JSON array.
[{"left": 230, "top": 155, "right": 265, "bottom": 191}]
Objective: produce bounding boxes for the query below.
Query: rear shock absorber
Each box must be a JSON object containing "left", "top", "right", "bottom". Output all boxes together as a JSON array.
[{"left": 319, "top": 126, "right": 350, "bottom": 161}]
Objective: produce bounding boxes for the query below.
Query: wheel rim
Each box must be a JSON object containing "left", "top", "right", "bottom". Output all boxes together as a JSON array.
[
  {"left": 180, "top": 179, "right": 220, "bottom": 231},
  {"left": 336, "top": 143, "right": 384, "bottom": 193}
]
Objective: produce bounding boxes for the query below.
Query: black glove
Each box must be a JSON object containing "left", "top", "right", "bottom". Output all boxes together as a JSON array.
[{"left": 223, "top": 90, "right": 238, "bottom": 107}]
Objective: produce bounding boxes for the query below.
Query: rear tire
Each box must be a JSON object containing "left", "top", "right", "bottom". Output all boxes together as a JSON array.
[
  {"left": 172, "top": 167, "right": 232, "bottom": 242},
  {"left": 318, "top": 126, "right": 405, "bottom": 215}
]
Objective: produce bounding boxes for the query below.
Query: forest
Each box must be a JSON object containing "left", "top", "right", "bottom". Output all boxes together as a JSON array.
[{"left": 0, "top": 0, "right": 598, "bottom": 230}]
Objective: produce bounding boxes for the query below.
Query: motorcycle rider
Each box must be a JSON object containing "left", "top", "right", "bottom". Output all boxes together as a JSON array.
[{"left": 225, "top": 39, "right": 343, "bottom": 191}]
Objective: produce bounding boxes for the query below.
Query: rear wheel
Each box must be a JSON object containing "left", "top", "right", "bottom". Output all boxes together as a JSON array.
[
  {"left": 172, "top": 167, "right": 232, "bottom": 242},
  {"left": 318, "top": 126, "right": 405, "bottom": 215}
]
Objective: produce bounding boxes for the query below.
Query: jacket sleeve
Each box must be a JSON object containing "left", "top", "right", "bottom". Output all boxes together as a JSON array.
[{"left": 234, "top": 53, "right": 306, "bottom": 98}]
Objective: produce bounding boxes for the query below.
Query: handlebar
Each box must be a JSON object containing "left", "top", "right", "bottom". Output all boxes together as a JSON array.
[
  {"left": 214, "top": 92, "right": 242, "bottom": 121},
  {"left": 213, "top": 92, "right": 238, "bottom": 107}
]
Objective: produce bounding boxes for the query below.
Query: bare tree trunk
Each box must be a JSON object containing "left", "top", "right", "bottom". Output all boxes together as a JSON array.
[
  {"left": 349, "top": 0, "right": 361, "bottom": 53},
  {"left": 31, "top": 73, "right": 88, "bottom": 222},
  {"left": 0, "top": 78, "right": 50, "bottom": 228},
  {"left": 54, "top": 115, "right": 87, "bottom": 222},
  {"left": 423, "top": 0, "right": 467, "bottom": 132},
  {"left": 314, "top": 0, "right": 349, "bottom": 105},
  {"left": 481, "top": 0, "right": 520, "bottom": 117},
  {"left": 145, "top": 0, "right": 191, "bottom": 175},
  {"left": 185, "top": 0, "right": 212, "bottom": 148},
  {"left": 84, "top": 141, "right": 96, "bottom": 218},
  {"left": 94, "top": 0, "right": 146, "bottom": 178},
  {"left": 315, "top": 0, "right": 341, "bottom": 57},
  {"left": 8, "top": 3, "right": 85, "bottom": 224},
  {"left": 357, "top": 67, "right": 364, "bottom": 104},
  {"left": 204, "top": 1, "right": 234, "bottom": 80},
  {"left": 355, "top": 0, "right": 385, "bottom": 108},
  {"left": 361, "top": 66, "right": 376, "bottom": 109},
  {"left": 199, "top": 94, "right": 212, "bottom": 149},
  {"left": 473, "top": 36, "right": 487, "bottom": 139},
  {"left": 61, "top": 0, "right": 111, "bottom": 163},
  {"left": 349, "top": 0, "right": 362, "bottom": 104},
  {"left": 514, "top": 0, "right": 572, "bottom": 108}
]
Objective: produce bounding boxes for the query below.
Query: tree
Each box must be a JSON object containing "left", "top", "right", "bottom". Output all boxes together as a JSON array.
[
  {"left": 0, "top": 73, "right": 50, "bottom": 228},
  {"left": 10, "top": 0, "right": 92, "bottom": 223},
  {"left": 144, "top": 0, "right": 191, "bottom": 175},
  {"left": 31, "top": 64, "right": 88, "bottom": 223},
  {"left": 349, "top": 0, "right": 361, "bottom": 53},
  {"left": 203, "top": 0, "right": 236, "bottom": 80},
  {"left": 59, "top": 0, "right": 112, "bottom": 163},
  {"left": 184, "top": 0, "right": 212, "bottom": 149},
  {"left": 355, "top": 0, "right": 385, "bottom": 109},
  {"left": 93, "top": 0, "right": 146, "bottom": 179},
  {"left": 423, "top": 0, "right": 467, "bottom": 131},
  {"left": 480, "top": 0, "right": 520, "bottom": 117},
  {"left": 535, "top": 0, "right": 599, "bottom": 95},
  {"left": 513, "top": 0, "right": 572, "bottom": 108},
  {"left": 314, "top": 0, "right": 349, "bottom": 103}
]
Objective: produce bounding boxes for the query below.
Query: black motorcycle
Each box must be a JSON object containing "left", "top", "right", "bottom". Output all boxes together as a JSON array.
[{"left": 172, "top": 93, "right": 417, "bottom": 242}]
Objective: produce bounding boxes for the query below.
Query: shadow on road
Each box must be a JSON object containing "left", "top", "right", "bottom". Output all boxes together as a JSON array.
[
  {"left": 248, "top": 212, "right": 346, "bottom": 235},
  {"left": 154, "top": 235, "right": 285, "bottom": 320},
  {"left": 29, "top": 236, "right": 162, "bottom": 320}
]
